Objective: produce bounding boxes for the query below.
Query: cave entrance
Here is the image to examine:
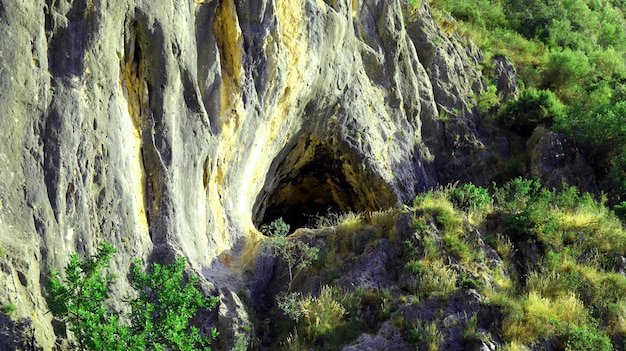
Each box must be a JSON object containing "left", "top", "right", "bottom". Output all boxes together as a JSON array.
[{"left": 253, "top": 134, "right": 397, "bottom": 231}]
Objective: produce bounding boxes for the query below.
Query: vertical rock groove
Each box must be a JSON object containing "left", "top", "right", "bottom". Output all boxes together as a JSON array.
[{"left": 0, "top": 0, "right": 492, "bottom": 347}]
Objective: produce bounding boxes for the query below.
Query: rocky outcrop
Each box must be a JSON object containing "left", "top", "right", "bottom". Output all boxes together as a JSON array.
[
  {"left": 527, "top": 127, "right": 597, "bottom": 193},
  {"left": 493, "top": 55, "right": 519, "bottom": 101},
  {"left": 0, "top": 0, "right": 488, "bottom": 348}
]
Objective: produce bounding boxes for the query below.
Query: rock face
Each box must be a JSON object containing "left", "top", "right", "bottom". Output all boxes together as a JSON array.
[
  {"left": 0, "top": 0, "right": 488, "bottom": 348},
  {"left": 527, "top": 127, "right": 597, "bottom": 193}
]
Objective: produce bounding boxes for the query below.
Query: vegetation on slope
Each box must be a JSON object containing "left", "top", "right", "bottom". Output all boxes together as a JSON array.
[
  {"left": 410, "top": 0, "right": 626, "bottom": 206},
  {"left": 46, "top": 243, "right": 218, "bottom": 350},
  {"left": 253, "top": 180, "right": 626, "bottom": 350}
]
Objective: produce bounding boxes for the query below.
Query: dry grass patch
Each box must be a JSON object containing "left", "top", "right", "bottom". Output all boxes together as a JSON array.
[
  {"left": 500, "top": 291, "right": 589, "bottom": 344},
  {"left": 299, "top": 285, "right": 346, "bottom": 341},
  {"left": 406, "top": 258, "right": 459, "bottom": 298},
  {"left": 554, "top": 202, "right": 626, "bottom": 254}
]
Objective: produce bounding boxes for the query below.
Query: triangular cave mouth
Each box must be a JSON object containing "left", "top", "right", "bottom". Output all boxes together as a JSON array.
[{"left": 252, "top": 134, "right": 397, "bottom": 230}]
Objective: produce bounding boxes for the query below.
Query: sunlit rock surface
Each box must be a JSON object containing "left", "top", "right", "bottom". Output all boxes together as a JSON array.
[{"left": 0, "top": 0, "right": 487, "bottom": 347}]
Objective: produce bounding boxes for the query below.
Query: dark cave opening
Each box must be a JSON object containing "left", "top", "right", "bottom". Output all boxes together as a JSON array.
[{"left": 253, "top": 135, "right": 397, "bottom": 231}]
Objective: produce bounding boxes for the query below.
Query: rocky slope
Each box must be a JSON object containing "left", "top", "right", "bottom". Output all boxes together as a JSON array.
[{"left": 0, "top": 0, "right": 541, "bottom": 349}]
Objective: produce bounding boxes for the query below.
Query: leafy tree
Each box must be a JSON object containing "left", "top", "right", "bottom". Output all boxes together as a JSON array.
[
  {"left": 556, "top": 101, "right": 626, "bottom": 202},
  {"left": 504, "top": 0, "right": 567, "bottom": 40},
  {"left": 497, "top": 88, "right": 566, "bottom": 136},
  {"left": 47, "top": 243, "right": 217, "bottom": 350},
  {"left": 539, "top": 48, "right": 591, "bottom": 96},
  {"left": 47, "top": 243, "right": 129, "bottom": 350},
  {"left": 128, "top": 256, "right": 218, "bottom": 351}
]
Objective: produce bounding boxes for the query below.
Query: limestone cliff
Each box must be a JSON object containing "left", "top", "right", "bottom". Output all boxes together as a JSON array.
[{"left": 0, "top": 0, "right": 489, "bottom": 348}]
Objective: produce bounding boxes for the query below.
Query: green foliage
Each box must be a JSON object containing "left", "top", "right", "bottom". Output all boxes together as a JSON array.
[
  {"left": 404, "top": 259, "right": 458, "bottom": 298},
  {"left": 430, "top": 0, "right": 626, "bottom": 201},
  {"left": 493, "top": 178, "right": 545, "bottom": 212},
  {"left": 128, "top": 256, "right": 218, "bottom": 351},
  {"left": 539, "top": 48, "right": 591, "bottom": 97},
  {"left": 422, "top": 322, "right": 444, "bottom": 351},
  {"left": 1, "top": 303, "right": 16, "bottom": 315},
  {"left": 406, "top": 326, "right": 423, "bottom": 344},
  {"left": 260, "top": 217, "right": 291, "bottom": 237},
  {"left": 560, "top": 324, "right": 612, "bottom": 351},
  {"left": 449, "top": 183, "right": 492, "bottom": 212},
  {"left": 497, "top": 88, "right": 566, "bottom": 135},
  {"left": 460, "top": 274, "right": 485, "bottom": 291},
  {"left": 614, "top": 201, "right": 626, "bottom": 222},
  {"left": 504, "top": 0, "right": 567, "bottom": 40},
  {"left": 277, "top": 292, "right": 304, "bottom": 322},
  {"left": 462, "top": 314, "right": 489, "bottom": 342},
  {"left": 46, "top": 243, "right": 217, "bottom": 350},
  {"left": 47, "top": 242, "right": 126, "bottom": 350},
  {"left": 264, "top": 218, "right": 319, "bottom": 291},
  {"left": 298, "top": 286, "right": 346, "bottom": 341},
  {"left": 430, "top": 0, "right": 507, "bottom": 29},
  {"left": 276, "top": 285, "right": 379, "bottom": 350},
  {"left": 556, "top": 101, "right": 626, "bottom": 203},
  {"left": 477, "top": 84, "right": 500, "bottom": 115}
]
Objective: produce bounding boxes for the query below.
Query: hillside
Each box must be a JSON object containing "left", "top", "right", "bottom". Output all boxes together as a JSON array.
[
  {"left": 248, "top": 181, "right": 626, "bottom": 350},
  {"left": 0, "top": 0, "right": 625, "bottom": 350}
]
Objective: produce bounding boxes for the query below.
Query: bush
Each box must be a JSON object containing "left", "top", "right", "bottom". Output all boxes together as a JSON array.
[
  {"left": 497, "top": 88, "right": 566, "bottom": 135},
  {"left": 299, "top": 286, "right": 346, "bottom": 341},
  {"left": 405, "top": 259, "right": 458, "bottom": 298},
  {"left": 540, "top": 49, "right": 592, "bottom": 96},
  {"left": 560, "top": 324, "right": 612, "bottom": 351},
  {"left": 265, "top": 219, "right": 319, "bottom": 291},
  {"left": 449, "top": 183, "right": 492, "bottom": 212},
  {"left": 260, "top": 217, "right": 290, "bottom": 237},
  {"left": 47, "top": 243, "right": 218, "bottom": 350},
  {"left": 556, "top": 101, "right": 626, "bottom": 203},
  {"left": 128, "top": 256, "right": 218, "bottom": 350},
  {"left": 477, "top": 84, "right": 501, "bottom": 115},
  {"left": 504, "top": 0, "right": 567, "bottom": 40},
  {"left": 493, "top": 178, "right": 543, "bottom": 213},
  {"left": 614, "top": 201, "right": 626, "bottom": 222}
]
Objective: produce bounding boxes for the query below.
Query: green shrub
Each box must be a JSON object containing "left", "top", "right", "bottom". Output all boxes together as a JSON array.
[
  {"left": 477, "top": 84, "right": 501, "bottom": 115},
  {"left": 1, "top": 303, "right": 16, "bottom": 314},
  {"left": 47, "top": 243, "right": 125, "bottom": 350},
  {"left": 128, "top": 256, "right": 218, "bottom": 350},
  {"left": 47, "top": 242, "right": 218, "bottom": 350},
  {"left": 560, "top": 324, "right": 612, "bottom": 351},
  {"left": 260, "top": 217, "right": 290, "bottom": 237},
  {"left": 540, "top": 49, "right": 591, "bottom": 96},
  {"left": 299, "top": 286, "right": 346, "bottom": 340},
  {"left": 504, "top": 0, "right": 567, "bottom": 40},
  {"left": 497, "top": 88, "right": 566, "bottom": 135},
  {"left": 405, "top": 259, "right": 458, "bottom": 298},
  {"left": 449, "top": 183, "right": 492, "bottom": 212},
  {"left": 493, "top": 178, "right": 543, "bottom": 213},
  {"left": 556, "top": 101, "right": 626, "bottom": 203}
]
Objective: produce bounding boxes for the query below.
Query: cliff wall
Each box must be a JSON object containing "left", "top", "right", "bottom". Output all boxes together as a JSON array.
[{"left": 0, "top": 0, "right": 488, "bottom": 348}]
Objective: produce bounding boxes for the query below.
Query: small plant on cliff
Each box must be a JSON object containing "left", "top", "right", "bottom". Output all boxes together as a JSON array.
[
  {"left": 264, "top": 218, "right": 319, "bottom": 291},
  {"left": 46, "top": 242, "right": 218, "bottom": 350}
]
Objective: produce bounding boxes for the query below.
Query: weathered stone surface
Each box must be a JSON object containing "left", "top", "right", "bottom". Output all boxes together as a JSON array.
[
  {"left": 0, "top": 0, "right": 490, "bottom": 347},
  {"left": 342, "top": 323, "right": 412, "bottom": 351},
  {"left": 527, "top": 127, "right": 597, "bottom": 193},
  {"left": 217, "top": 288, "right": 251, "bottom": 351},
  {"left": 406, "top": 3, "right": 491, "bottom": 185},
  {"left": 493, "top": 55, "right": 519, "bottom": 101}
]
